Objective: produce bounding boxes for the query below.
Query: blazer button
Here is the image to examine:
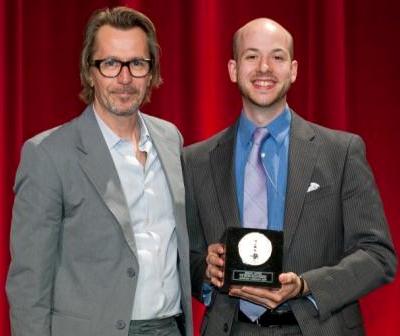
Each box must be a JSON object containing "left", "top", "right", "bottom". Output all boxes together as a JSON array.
[
  {"left": 223, "top": 323, "right": 229, "bottom": 333},
  {"left": 127, "top": 267, "right": 136, "bottom": 278},
  {"left": 115, "top": 320, "right": 126, "bottom": 330}
]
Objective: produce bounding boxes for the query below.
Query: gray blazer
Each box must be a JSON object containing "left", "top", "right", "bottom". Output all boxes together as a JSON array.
[
  {"left": 7, "top": 106, "right": 193, "bottom": 336},
  {"left": 183, "top": 111, "right": 396, "bottom": 336}
]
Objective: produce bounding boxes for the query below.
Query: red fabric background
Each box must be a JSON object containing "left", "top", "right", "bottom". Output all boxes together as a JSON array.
[{"left": 1, "top": 1, "right": 399, "bottom": 335}]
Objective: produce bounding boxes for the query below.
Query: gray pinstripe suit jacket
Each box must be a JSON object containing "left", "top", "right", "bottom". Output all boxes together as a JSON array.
[
  {"left": 183, "top": 111, "right": 396, "bottom": 336},
  {"left": 7, "top": 106, "right": 193, "bottom": 336}
]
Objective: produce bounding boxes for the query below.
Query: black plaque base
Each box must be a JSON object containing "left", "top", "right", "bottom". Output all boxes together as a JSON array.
[{"left": 222, "top": 227, "right": 283, "bottom": 292}]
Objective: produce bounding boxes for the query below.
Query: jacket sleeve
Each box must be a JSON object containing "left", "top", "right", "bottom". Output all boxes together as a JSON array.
[
  {"left": 181, "top": 151, "right": 208, "bottom": 300},
  {"left": 302, "top": 135, "right": 397, "bottom": 321},
  {"left": 6, "top": 140, "right": 63, "bottom": 336}
]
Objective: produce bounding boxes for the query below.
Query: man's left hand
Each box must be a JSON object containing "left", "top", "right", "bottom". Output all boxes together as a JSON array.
[{"left": 228, "top": 272, "right": 307, "bottom": 309}]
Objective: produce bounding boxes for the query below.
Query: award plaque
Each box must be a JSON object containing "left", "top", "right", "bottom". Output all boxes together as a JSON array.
[{"left": 222, "top": 227, "right": 283, "bottom": 291}]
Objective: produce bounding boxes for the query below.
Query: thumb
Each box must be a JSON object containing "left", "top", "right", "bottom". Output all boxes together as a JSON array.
[{"left": 279, "top": 272, "right": 297, "bottom": 285}]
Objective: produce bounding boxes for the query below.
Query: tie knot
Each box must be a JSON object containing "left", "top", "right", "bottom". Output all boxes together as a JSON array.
[{"left": 252, "top": 128, "right": 269, "bottom": 145}]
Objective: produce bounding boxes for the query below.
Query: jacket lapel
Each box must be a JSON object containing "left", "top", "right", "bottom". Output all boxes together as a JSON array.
[
  {"left": 283, "top": 112, "right": 318, "bottom": 254},
  {"left": 142, "top": 115, "right": 184, "bottom": 206},
  {"left": 75, "top": 107, "right": 138, "bottom": 256},
  {"left": 209, "top": 124, "right": 241, "bottom": 235},
  {"left": 141, "top": 115, "right": 188, "bottom": 258}
]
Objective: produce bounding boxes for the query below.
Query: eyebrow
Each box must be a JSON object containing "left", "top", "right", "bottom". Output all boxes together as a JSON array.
[
  {"left": 94, "top": 56, "right": 151, "bottom": 62},
  {"left": 242, "top": 47, "right": 288, "bottom": 54}
]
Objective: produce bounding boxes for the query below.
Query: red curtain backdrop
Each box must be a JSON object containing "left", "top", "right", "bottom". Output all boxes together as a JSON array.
[{"left": 1, "top": 0, "right": 399, "bottom": 335}]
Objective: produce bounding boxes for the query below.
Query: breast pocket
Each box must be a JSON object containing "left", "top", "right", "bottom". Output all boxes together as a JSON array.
[{"left": 303, "top": 185, "right": 335, "bottom": 204}]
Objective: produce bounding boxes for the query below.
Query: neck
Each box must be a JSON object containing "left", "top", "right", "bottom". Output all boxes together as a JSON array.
[
  {"left": 93, "top": 103, "right": 141, "bottom": 143},
  {"left": 243, "top": 100, "right": 286, "bottom": 127}
]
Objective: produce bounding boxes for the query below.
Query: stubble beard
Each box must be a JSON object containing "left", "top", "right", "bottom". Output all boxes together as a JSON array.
[
  {"left": 238, "top": 79, "right": 291, "bottom": 110},
  {"left": 107, "top": 101, "right": 141, "bottom": 117},
  {"left": 99, "top": 87, "right": 145, "bottom": 117}
]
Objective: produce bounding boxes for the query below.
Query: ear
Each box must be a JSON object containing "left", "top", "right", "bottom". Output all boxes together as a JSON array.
[
  {"left": 228, "top": 59, "right": 238, "bottom": 83},
  {"left": 290, "top": 60, "right": 298, "bottom": 83}
]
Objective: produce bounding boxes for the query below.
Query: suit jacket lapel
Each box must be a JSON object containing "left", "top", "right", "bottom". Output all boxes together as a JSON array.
[
  {"left": 209, "top": 124, "right": 241, "bottom": 235},
  {"left": 142, "top": 115, "right": 183, "bottom": 206},
  {"left": 284, "top": 112, "right": 318, "bottom": 254},
  {"left": 75, "top": 107, "right": 138, "bottom": 256},
  {"left": 141, "top": 114, "right": 188, "bottom": 254}
]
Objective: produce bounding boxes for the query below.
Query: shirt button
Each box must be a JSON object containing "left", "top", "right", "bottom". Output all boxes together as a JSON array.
[
  {"left": 115, "top": 320, "right": 126, "bottom": 330},
  {"left": 223, "top": 323, "right": 229, "bottom": 332},
  {"left": 127, "top": 267, "right": 136, "bottom": 278}
]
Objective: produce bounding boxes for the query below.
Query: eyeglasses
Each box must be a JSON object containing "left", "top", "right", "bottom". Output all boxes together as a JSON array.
[{"left": 91, "top": 58, "right": 152, "bottom": 78}]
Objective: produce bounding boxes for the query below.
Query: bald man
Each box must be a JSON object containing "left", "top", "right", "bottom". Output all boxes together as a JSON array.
[{"left": 183, "top": 18, "right": 396, "bottom": 335}]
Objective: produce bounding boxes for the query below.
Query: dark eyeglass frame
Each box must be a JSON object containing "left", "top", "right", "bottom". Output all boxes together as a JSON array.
[{"left": 91, "top": 58, "right": 152, "bottom": 78}]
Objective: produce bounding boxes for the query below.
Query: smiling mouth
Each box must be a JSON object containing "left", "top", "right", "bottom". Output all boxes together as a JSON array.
[{"left": 253, "top": 79, "right": 276, "bottom": 89}]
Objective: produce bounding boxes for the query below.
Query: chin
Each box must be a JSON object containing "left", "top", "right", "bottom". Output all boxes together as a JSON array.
[
  {"left": 250, "top": 96, "right": 276, "bottom": 107},
  {"left": 109, "top": 105, "right": 139, "bottom": 117}
]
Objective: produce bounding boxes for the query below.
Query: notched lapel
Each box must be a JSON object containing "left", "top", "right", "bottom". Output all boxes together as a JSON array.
[
  {"left": 141, "top": 115, "right": 189, "bottom": 259},
  {"left": 284, "top": 113, "right": 318, "bottom": 254},
  {"left": 76, "top": 108, "right": 138, "bottom": 256},
  {"left": 209, "top": 126, "right": 241, "bottom": 235},
  {"left": 143, "top": 117, "right": 184, "bottom": 206}
]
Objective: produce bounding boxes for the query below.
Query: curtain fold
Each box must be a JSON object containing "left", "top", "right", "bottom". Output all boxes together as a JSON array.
[{"left": 1, "top": 1, "right": 399, "bottom": 335}]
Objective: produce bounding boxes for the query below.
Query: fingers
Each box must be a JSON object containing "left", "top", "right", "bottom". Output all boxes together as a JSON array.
[
  {"left": 279, "top": 272, "right": 298, "bottom": 285},
  {"left": 235, "top": 286, "right": 284, "bottom": 307},
  {"left": 206, "top": 250, "right": 224, "bottom": 268},
  {"left": 228, "top": 272, "right": 304, "bottom": 306},
  {"left": 229, "top": 286, "right": 277, "bottom": 309},
  {"left": 279, "top": 272, "right": 303, "bottom": 298},
  {"left": 208, "top": 243, "right": 225, "bottom": 256},
  {"left": 205, "top": 243, "right": 225, "bottom": 287}
]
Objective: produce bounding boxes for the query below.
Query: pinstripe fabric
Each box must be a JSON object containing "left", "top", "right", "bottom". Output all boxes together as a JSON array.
[
  {"left": 231, "top": 321, "right": 301, "bottom": 336},
  {"left": 183, "top": 110, "right": 396, "bottom": 336}
]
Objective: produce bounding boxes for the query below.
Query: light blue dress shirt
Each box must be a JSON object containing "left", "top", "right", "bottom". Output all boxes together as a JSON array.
[{"left": 235, "top": 106, "right": 291, "bottom": 232}]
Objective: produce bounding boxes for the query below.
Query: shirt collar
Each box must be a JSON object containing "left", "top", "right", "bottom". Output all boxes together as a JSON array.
[
  {"left": 93, "top": 105, "right": 150, "bottom": 150},
  {"left": 238, "top": 105, "right": 291, "bottom": 147}
]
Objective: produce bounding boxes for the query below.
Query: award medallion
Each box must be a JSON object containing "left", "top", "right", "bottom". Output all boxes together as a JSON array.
[
  {"left": 238, "top": 232, "right": 272, "bottom": 266},
  {"left": 222, "top": 227, "right": 283, "bottom": 291}
]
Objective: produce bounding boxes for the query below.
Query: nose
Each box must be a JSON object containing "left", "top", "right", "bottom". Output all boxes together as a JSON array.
[
  {"left": 259, "top": 57, "right": 270, "bottom": 73},
  {"left": 117, "top": 64, "right": 133, "bottom": 84}
]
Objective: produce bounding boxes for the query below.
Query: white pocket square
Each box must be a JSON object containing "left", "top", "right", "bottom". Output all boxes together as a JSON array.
[{"left": 307, "top": 182, "right": 320, "bottom": 193}]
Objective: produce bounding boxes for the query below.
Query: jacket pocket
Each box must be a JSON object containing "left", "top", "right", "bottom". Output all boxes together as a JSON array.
[{"left": 51, "top": 310, "right": 91, "bottom": 335}]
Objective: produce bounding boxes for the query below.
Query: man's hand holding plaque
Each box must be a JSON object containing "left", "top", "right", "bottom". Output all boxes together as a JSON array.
[{"left": 205, "top": 228, "right": 308, "bottom": 309}]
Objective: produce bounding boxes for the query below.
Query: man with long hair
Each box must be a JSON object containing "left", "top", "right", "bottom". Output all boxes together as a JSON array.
[{"left": 7, "top": 7, "right": 192, "bottom": 336}]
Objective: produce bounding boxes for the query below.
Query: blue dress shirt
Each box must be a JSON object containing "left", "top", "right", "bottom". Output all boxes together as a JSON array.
[{"left": 235, "top": 107, "right": 291, "bottom": 231}]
